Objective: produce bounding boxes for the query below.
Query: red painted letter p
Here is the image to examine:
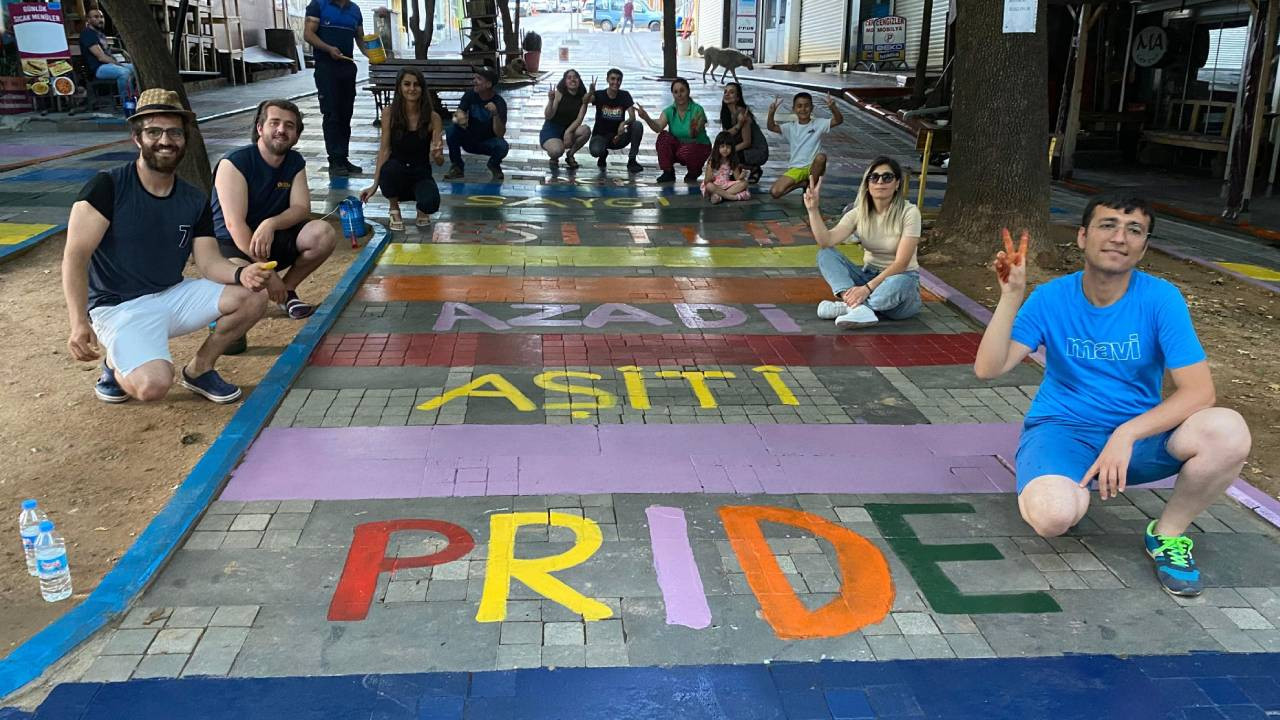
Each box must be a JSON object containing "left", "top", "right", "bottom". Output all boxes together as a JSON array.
[{"left": 328, "top": 519, "right": 476, "bottom": 621}]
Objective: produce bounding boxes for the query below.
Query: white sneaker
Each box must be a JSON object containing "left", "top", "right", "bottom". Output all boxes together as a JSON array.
[
  {"left": 816, "top": 300, "right": 846, "bottom": 319},
  {"left": 834, "top": 304, "right": 879, "bottom": 329}
]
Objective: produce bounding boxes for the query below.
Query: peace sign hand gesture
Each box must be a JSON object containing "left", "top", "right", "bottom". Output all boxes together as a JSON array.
[
  {"left": 589, "top": 75, "right": 597, "bottom": 94},
  {"left": 825, "top": 93, "right": 836, "bottom": 110},
  {"left": 803, "top": 175, "right": 822, "bottom": 211},
  {"left": 993, "top": 228, "right": 1030, "bottom": 296},
  {"left": 769, "top": 96, "right": 783, "bottom": 113}
]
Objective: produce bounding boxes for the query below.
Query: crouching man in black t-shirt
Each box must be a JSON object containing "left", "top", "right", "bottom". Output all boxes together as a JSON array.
[
  {"left": 61, "top": 89, "right": 273, "bottom": 405},
  {"left": 211, "top": 100, "right": 337, "bottom": 323}
]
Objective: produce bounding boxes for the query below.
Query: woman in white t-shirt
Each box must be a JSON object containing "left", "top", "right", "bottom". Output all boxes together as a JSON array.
[{"left": 803, "top": 156, "right": 923, "bottom": 329}]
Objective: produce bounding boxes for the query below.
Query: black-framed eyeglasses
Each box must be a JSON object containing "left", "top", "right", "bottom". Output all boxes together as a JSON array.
[
  {"left": 142, "top": 127, "right": 186, "bottom": 141},
  {"left": 1091, "top": 219, "right": 1149, "bottom": 241},
  {"left": 867, "top": 171, "right": 898, "bottom": 185}
]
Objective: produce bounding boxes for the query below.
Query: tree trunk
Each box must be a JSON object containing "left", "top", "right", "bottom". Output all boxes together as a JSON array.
[
  {"left": 663, "top": 0, "right": 675, "bottom": 78},
  {"left": 932, "top": 0, "right": 1052, "bottom": 266},
  {"left": 497, "top": 0, "right": 516, "bottom": 59},
  {"left": 910, "top": 0, "right": 932, "bottom": 106},
  {"left": 409, "top": 0, "right": 437, "bottom": 58},
  {"left": 102, "top": 0, "right": 213, "bottom": 192}
]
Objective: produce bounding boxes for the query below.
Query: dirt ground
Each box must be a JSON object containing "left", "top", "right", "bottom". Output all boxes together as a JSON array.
[
  {"left": 0, "top": 220, "right": 356, "bottom": 657},
  {"left": 922, "top": 223, "right": 1280, "bottom": 501}
]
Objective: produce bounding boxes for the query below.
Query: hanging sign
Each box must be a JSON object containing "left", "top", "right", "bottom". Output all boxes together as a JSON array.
[
  {"left": 859, "top": 15, "right": 906, "bottom": 63},
  {"left": 1132, "top": 26, "right": 1168, "bottom": 67},
  {"left": 11, "top": 2, "right": 76, "bottom": 97},
  {"left": 1002, "top": 0, "right": 1036, "bottom": 33}
]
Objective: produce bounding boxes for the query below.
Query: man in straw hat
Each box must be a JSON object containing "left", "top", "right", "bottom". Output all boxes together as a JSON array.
[{"left": 61, "top": 89, "right": 273, "bottom": 404}]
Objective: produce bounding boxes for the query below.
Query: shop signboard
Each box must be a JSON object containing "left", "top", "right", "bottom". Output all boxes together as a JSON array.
[
  {"left": 11, "top": 2, "right": 77, "bottom": 98},
  {"left": 734, "top": 0, "right": 756, "bottom": 54},
  {"left": 859, "top": 15, "right": 905, "bottom": 63}
]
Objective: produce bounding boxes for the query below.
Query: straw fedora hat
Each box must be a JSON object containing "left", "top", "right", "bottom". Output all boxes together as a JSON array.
[{"left": 128, "top": 88, "right": 196, "bottom": 122}]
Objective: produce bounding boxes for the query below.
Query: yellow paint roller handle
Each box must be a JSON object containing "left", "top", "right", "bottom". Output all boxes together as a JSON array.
[{"left": 259, "top": 261, "right": 278, "bottom": 270}]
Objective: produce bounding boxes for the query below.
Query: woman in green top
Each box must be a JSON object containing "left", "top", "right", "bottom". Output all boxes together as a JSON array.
[{"left": 636, "top": 78, "right": 712, "bottom": 184}]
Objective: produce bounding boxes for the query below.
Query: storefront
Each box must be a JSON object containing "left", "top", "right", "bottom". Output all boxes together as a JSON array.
[
  {"left": 796, "top": 0, "right": 846, "bottom": 65},
  {"left": 894, "top": 0, "right": 946, "bottom": 71}
]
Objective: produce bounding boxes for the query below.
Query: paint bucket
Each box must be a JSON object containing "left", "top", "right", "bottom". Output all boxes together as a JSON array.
[
  {"left": 558, "top": 46, "right": 569, "bottom": 61},
  {"left": 364, "top": 34, "right": 386, "bottom": 64},
  {"left": 338, "top": 196, "right": 366, "bottom": 247}
]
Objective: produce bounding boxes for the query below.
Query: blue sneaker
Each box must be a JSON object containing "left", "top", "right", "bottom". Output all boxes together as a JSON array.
[
  {"left": 1144, "top": 520, "right": 1202, "bottom": 596},
  {"left": 179, "top": 367, "right": 242, "bottom": 404},
  {"left": 94, "top": 363, "right": 129, "bottom": 403}
]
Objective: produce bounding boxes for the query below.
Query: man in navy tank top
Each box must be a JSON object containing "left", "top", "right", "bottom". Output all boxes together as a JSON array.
[
  {"left": 974, "top": 193, "right": 1252, "bottom": 597},
  {"left": 211, "top": 99, "right": 338, "bottom": 323},
  {"left": 61, "top": 89, "right": 273, "bottom": 405}
]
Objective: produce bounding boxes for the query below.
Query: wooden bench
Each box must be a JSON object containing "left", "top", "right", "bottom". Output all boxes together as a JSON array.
[
  {"left": 1142, "top": 99, "right": 1233, "bottom": 153},
  {"left": 366, "top": 58, "right": 479, "bottom": 124}
]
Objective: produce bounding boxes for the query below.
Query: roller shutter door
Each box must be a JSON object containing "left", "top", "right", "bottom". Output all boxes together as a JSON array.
[
  {"left": 897, "top": 0, "right": 947, "bottom": 71},
  {"left": 797, "top": 0, "right": 844, "bottom": 64},
  {"left": 698, "top": 0, "right": 725, "bottom": 49}
]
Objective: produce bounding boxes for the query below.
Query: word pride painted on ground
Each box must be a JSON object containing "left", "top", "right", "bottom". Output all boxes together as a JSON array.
[{"left": 327, "top": 502, "right": 1060, "bottom": 639}]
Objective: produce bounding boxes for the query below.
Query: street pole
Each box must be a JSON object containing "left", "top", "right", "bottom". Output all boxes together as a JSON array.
[
  {"left": 663, "top": 0, "right": 676, "bottom": 79},
  {"left": 911, "top": 0, "right": 933, "bottom": 105}
]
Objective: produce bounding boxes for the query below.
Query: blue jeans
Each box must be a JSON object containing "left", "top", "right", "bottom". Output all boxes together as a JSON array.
[
  {"left": 816, "top": 247, "right": 922, "bottom": 320},
  {"left": 446, "top": 123, "right": 510, "bottom": 170},
  {"left": 95, "top": 63, "right": 137, "bottom": 100}
]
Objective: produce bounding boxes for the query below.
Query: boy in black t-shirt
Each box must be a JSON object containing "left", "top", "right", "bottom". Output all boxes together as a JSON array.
[
  {"left": 211, "top": 100, "right": 338, "bottom": 320},
  {"left": 587, "top": 68, "right": 644, "bottom": 173},
  {"left": 62, "top": 89, "right": 272, "bottom": 405}
]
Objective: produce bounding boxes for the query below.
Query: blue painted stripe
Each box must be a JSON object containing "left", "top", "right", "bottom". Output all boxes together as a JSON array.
[
  {"left": 12, "top": 654, "right": 1280, "bottom": 719},
  {"left": 0, "top": 222, "right": 391, "bottom": 700},
  {"left": 0, "top": 224, "right": 65, "bottom": 264},
  {"left": 6, "top": 168, "right": 99, "bottom": 182}
]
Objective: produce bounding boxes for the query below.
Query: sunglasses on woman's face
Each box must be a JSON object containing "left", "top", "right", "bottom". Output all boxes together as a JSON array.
[{"left": 867, "top": 172, "right": 897, "bottom": 185}]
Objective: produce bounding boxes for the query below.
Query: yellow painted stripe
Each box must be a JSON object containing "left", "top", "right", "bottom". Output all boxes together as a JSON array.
[
  {"left": 0, "top": 223, "right": 57, "bottom": 246},
  {"left": 1217, "top": 261, "right": 1280, "bottom": 282},
  {"left": 380, "top": 244, "right": 865, "bottom": 268}
]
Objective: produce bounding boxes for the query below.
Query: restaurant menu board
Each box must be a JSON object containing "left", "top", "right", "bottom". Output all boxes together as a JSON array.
[{"left": 11, "top": 2, "right": 77, "bottom": 97}]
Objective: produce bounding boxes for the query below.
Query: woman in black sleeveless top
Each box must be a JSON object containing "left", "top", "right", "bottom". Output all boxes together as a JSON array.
[
  {"left": 361, "top": 67, "right": 444, "bottom": 231},
  {"left": 720, "top": 82, "right": 768, "bottom": 184},
  {"left": 540, "top": 69, "right": 591, "bottom": 171}
]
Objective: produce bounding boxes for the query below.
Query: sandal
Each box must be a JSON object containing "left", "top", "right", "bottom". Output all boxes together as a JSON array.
[
  {"left": 280, "top": 291, "right": 315, "bottom": 320},
  {"left": 565, "top": 154, "right": 579, "bottom": 170},
  {"left": 388, "top": 208, "right": 404, "bottom": 232},
  {"left": 416, "top": 215, "right": 431, "bottom": 227}
]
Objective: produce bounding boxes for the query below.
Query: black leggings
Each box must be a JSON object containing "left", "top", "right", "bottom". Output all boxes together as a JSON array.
[{"left": 380, "top": 159, "right": 441, "bottom": 214}]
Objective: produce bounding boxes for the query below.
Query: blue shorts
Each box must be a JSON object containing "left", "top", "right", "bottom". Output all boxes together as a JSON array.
[
  {"left": 1015, "top": 420, "right": 1184, "bottom": 493},
  {"left": 540, "top": 121, "right": 566, "bottom": 145}
]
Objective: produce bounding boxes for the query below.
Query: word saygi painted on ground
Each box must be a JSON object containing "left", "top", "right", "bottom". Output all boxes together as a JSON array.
[
  {"left": 328, "top": 503, "right": 1060, "bottom": 640},
  {"left": 416, "top": 366, "right": 802, "bottom": 415},
  {"left": 432, "top": 302, "right": 801, "bottom": 333},
  {"left": 463, "top": 195, "right": 672, "bottom": 209}
]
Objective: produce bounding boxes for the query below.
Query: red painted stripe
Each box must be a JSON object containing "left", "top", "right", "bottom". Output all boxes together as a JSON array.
[{"left": 310, "top": 332, "right": 983, "bottom": 367}]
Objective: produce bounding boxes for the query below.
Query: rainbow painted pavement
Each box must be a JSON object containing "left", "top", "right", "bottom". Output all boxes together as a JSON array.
[{"left": 7, "top": 70, "right": 1280, "bottom": 719}]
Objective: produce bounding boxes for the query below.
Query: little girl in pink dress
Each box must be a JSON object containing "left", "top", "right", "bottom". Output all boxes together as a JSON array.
[{"left": 702, "top": 132, "right": 751, "bottom": 204}]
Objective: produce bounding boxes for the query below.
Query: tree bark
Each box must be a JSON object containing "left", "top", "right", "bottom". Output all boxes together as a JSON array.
[
  {"left": 932, "top": 0, "right": 1052, "bottom": 266},
  {"left": 102, "top": 0, "right": 213, "bottom": 192},
  {"left": 663, "top": 0, "right": 675, "bottom": 78}
]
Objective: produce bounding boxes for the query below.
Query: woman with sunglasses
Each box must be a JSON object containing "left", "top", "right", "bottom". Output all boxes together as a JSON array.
[
  {"left": 541, "top": 69, "right": 592, "bottom": 170},
  {"left": 804, "top": 156, "right": 922, "bottom": 329},
  {"left": 719, "top": 82, "right": 768, "bottom": 183},
  {"left": 361, "top": 67, "right": 444, "bottom": 231}
]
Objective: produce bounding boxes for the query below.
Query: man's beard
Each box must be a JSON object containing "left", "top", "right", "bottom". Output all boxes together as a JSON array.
[
  {"left": 141, "top": 142, "right": 184, "bottom": 172},
  {"left": 262, "top": 134, "right": 295, "bottom": 156}
]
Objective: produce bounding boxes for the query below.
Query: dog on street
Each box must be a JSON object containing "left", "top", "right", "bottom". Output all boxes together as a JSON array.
[{"left": 699, "top": 46, "right": 755, "bottom": 84}]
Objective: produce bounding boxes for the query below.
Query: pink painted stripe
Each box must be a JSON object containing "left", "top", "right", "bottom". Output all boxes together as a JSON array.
[{"left": 646, "top": 506, "right": 713, "bottom": 629}]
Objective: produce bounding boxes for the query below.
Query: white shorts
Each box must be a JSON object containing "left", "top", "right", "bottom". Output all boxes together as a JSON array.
[{"left": 89, "top": 278, "right": 226, "bottom": 376}]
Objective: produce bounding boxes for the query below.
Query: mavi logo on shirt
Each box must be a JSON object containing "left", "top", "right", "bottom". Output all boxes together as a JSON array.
[{"left": 1066, "top": 333, "right": 1141, "bottom": 361}]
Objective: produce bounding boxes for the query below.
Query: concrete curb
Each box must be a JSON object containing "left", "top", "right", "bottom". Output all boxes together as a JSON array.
[
  {"left": 0, "top": 224, "right": 65, "bottom": 264},
  {"left": 918, "top": 266, "right": 1280, "bottom": 532},
  {"left": 0, "top": 220, "right": 390, "bottom": 700}
]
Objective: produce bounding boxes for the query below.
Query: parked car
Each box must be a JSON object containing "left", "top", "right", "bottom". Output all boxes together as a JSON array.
[{"left": 592, "top": 0, "right": 661, "bottom": 31}]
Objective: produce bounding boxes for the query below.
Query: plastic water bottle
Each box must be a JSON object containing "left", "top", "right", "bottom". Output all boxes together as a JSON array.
[
  {"left": 19, "top": 499, "right": 47, "bottom": 577},
  {"left": 34, "top": 521, "right": 72, "bottom": 602}
]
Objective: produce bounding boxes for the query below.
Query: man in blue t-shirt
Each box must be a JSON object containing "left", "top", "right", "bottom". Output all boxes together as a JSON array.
[
  {"left": 443, "top": 67, "right": 510, "bottom": 182},
  {"left": 304, "top": 0, "right": 369, "bottom": 176},
  {"left": 62, "top": 89, "right": 272, "bottom": 405},
  {"left": 211, "top": 99, "right": 337, "bottom": 325},
  {"left": 79, "top": 8, "right": 138, "bottom": 102},
  {"left": 974, "top": 193, "right": 1251, "bottom": 597}
]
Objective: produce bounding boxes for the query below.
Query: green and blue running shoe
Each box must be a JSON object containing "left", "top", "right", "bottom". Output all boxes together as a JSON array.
[{"left": 1144, "top": 520, "right": 1202, "bottom": 597}]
